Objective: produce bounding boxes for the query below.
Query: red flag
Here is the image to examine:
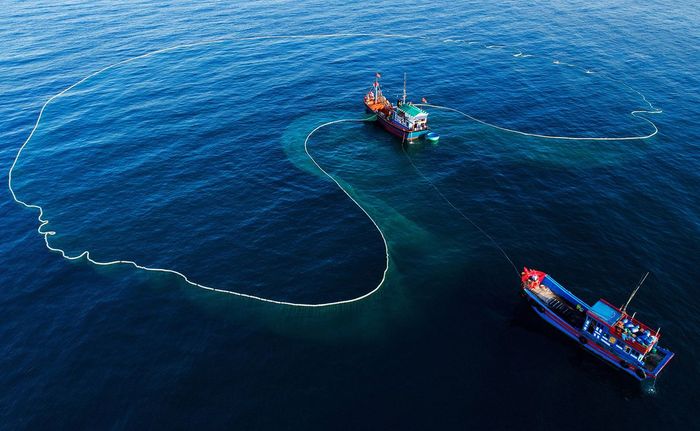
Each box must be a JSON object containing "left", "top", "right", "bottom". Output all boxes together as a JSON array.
[
  {"left": 376, "top": 72, "right": 381, "bottom": 78},
  {"left": 373, "top": 81, "right": 378, "bottom": 87}
]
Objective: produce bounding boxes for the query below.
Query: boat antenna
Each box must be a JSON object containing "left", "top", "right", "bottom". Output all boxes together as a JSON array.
[
  {"left": 402, "top": 72, "right": 407, "bottom": 105},
  {"left": 621, "top": 271, "right": 650, "bottom": 313}
]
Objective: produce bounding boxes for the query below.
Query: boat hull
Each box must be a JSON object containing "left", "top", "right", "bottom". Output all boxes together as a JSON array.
[
  {"left": 525, "top": 297, "right": 651, "bottom": 381},
  {"left": 376, "top": 112, "right": 428, "bottom": 141}
]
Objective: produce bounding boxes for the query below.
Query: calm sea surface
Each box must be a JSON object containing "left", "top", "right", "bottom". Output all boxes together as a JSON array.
[{"left": 1, "top": 1, "right": 699, "bottom": 429}]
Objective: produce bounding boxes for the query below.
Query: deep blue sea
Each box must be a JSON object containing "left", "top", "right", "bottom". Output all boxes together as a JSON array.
[{"left": 2, "top": 1, "right": 699, "bottom": 429}]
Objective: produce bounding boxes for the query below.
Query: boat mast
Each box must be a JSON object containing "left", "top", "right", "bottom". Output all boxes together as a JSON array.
[
  {"left": 402, "top": 72, "right": 407, "bottom": 105},
  {"left": 374, "top": 74, "right": 379, "bottom": 102},
  {"left": 621, "top": 272, "right": 650, "bottom": 313}
]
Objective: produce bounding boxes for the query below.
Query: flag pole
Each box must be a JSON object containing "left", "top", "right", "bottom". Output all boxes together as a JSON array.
[{"left": 402, "top": 72, "right": 407, "bottom": 105}]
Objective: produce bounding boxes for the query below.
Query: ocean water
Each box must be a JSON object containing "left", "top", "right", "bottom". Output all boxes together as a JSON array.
[{"left": 2, "top": 1, "right": 699, "bottom": 428}]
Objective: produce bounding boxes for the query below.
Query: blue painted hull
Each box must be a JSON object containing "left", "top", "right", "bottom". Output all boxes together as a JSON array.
[{"left": 525, "top": 294, "right": 648, "bottom": 381}]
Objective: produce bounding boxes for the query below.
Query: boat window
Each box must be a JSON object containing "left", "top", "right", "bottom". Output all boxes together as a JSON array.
[
  {"left": 624, "top": 346, "right": 631, "bottom": 354},
  {"left": 586, "top": 319, "right": 595, "bottom": 334}
]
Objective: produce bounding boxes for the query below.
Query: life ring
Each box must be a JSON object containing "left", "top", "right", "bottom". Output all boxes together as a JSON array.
[
  {"left": 578, "top": 336, "right": 588, "bottom": 345},
  {"left": 635, "top": 368, "right": 647, "bottom": 380}
]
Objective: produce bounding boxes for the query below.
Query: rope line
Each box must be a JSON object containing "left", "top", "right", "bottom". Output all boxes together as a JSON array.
[
  {"left": 10, "top": 113, "right": 384, "bottom": 306},
  {"left": 6, "top": 33, "right": 415, "bottom": 307},
  {"left": 402, "top": 147, "right": 521, "bottom": 278},
  {"left": 417, "top": 104, "right": 660, "bottom": 141},
  {"left": 440, "top": 38, "right": 662, "bottom": 141},
  {"left": 407, "top": 92, "right": 661, "bottom": 276}
]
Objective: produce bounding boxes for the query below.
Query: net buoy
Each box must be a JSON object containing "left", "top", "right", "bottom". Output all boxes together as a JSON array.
[{"left": 425, "top": 132, "right": 440, "bottom": 142}]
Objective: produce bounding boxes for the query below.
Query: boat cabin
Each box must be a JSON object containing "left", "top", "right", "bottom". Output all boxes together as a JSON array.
[
  {"left": 583, "top": 299, "right": 660, "bottom": 366},
  {"left": 393, "top": 102, "right": 428, "bottom": 132}
]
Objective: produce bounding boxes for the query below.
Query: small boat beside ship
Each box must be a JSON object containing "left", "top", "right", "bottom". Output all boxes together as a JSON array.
[
  {"left": 521, "top": 268, "right": 674, "bottom": 381},
  {"left": 425, "top": 132, "right": 440, "bottom": 143},
  {"left": 364, "top": 73, "right": 436, "bottom": 142}
]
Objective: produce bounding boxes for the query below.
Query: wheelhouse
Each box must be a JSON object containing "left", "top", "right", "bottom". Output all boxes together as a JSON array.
[
  {"left": 582, "top": 299, "right": 672, "bottom": 378},
  {"left": 394, "top": 102, "right": 428, "bottom": 132}
]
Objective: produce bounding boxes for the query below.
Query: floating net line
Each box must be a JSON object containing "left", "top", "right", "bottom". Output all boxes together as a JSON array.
[{"left": 8, "top": 33, "right": 661, "bottom": 306}]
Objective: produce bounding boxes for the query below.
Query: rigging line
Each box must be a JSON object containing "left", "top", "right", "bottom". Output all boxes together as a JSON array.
[{"left": 401, "top": 146, "right": 520, "bottom": 279}]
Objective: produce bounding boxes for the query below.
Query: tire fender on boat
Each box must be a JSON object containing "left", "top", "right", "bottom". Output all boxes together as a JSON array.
[
  {"left": 635, "top": 368, "right": 647, "bottom": 380},
  {"left": 535, "top": 304, "right": 545, "bottom": 313},
  {"left": 619, "top": 360, "right": 629, "bottom": 369},
  {"left": 578, "top": 336, "right": 588, "bottom": 345}
]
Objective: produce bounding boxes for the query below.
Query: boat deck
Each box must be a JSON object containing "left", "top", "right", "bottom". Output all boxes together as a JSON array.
[
  {"left": 530, "top": 283, "right": 586, "bottom": 329},
  {"left": 643, "top": 349, "right": 669, "bottom": 372}
]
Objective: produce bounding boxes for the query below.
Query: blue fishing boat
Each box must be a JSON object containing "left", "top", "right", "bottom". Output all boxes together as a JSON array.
[
  {"left": 521, "top": 268, "right": 674, "bottom": 381},
  {"left": 364, "top": 73, "right": 430, "bottom": 142}
]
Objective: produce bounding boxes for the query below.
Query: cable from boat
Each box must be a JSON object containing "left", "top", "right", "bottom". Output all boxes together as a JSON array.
[{"left": 401, "top": 146, "right": 520, "bottom": 279}]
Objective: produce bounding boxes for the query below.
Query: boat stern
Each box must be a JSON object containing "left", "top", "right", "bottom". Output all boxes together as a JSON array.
[{"left": 645, "top": 344, "right": 675, "bottom": 380}]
